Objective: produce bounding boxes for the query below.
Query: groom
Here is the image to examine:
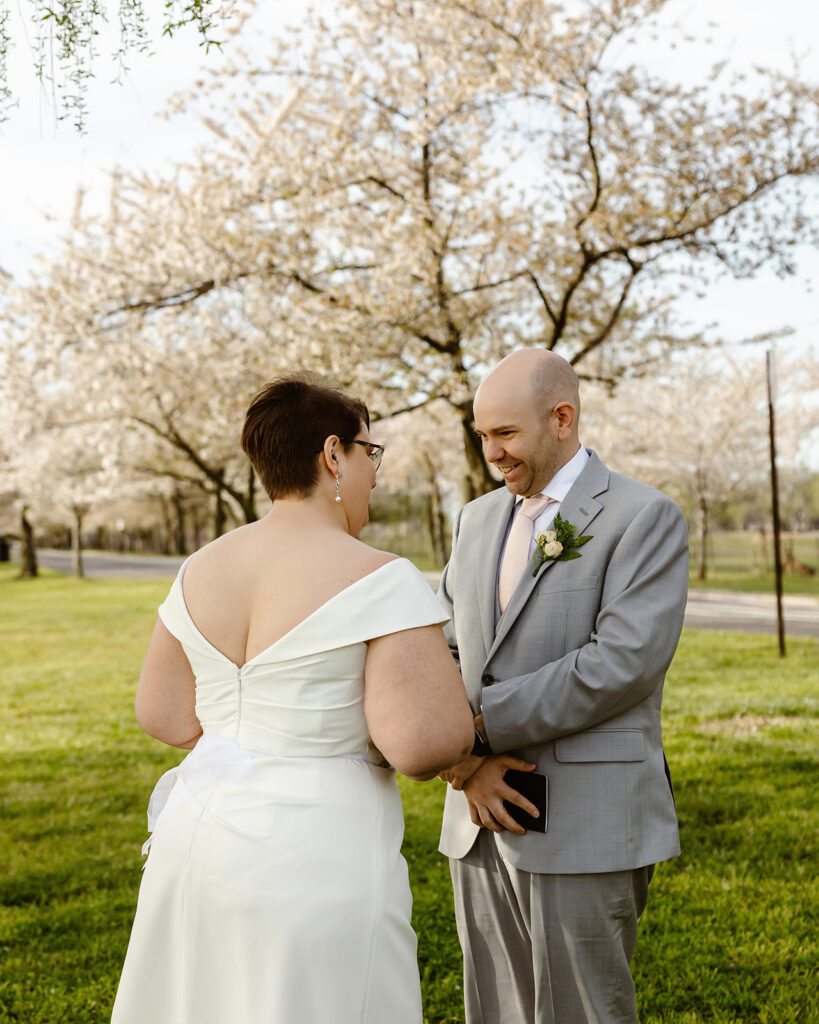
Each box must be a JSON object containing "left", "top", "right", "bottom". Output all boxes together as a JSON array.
[{"left": 437, "top": 348, "right": 688, "bottom": 1023}]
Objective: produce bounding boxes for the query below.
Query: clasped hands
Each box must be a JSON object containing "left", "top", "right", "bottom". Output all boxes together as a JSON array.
[{"left": 438, "top": 715, "right": 539, "bottom": 835}]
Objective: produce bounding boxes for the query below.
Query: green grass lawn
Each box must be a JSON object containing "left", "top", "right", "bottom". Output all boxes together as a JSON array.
[
  {"left": 689, "top": 532, "right": 819, "bottom": 597},
  {"left": 1, "top": 563, "right": 817, "bottom": 1023},
  {"left": 688, "top": 570, "right": 819, "bottom": 598}
]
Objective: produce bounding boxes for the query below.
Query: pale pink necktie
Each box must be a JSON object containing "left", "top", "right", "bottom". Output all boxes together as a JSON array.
[{"left": 498, "top": 494, "right": 553, "bottom": 613}]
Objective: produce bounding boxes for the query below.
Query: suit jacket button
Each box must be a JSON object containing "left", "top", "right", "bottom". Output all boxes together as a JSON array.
[{"left": 481, "top": 673, "right": 494, "bottom": 684}]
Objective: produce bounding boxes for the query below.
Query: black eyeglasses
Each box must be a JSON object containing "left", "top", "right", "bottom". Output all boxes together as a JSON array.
[{"left": 339, "top": 438, "right": 385, "bottom": 470}]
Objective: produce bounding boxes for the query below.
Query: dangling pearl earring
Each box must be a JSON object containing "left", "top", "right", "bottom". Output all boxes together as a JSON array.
[{"left": 334, "top": 470, "right": 342, "bottom": 503}]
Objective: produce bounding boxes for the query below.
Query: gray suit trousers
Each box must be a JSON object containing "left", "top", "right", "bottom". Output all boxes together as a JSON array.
[{"left": 450, "top": 830, "right": 652, "bottom": 1024}]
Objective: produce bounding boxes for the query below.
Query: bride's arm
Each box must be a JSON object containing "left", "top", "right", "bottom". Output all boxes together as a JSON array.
[
  {"left": 364, "top": 625, "right": 473, "bottom": 781},
  {"left": 134, "top": 619, "right": 203, "bottom": 749}
]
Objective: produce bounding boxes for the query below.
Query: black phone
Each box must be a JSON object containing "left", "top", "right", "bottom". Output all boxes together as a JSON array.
[{"left": 503, "top": 769, "right": 548, "bottom": 833}]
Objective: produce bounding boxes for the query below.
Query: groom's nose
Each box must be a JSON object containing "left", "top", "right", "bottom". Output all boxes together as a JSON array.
[{"left": 483, "top": 437, "right": 505, "bottom": 463}]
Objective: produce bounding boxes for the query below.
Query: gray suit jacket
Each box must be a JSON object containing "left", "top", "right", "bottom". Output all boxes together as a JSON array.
[{"left": 438, "top": 450, "right": 687, "bottom": 874}]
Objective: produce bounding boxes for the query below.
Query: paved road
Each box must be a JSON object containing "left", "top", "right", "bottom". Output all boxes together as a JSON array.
[
  {"left": 30, "top": 548, "right": 188, "bottom": 579},
  {"left": 681, "top": 588, "right": 818, "bottom": 638},
  {"left": 21, "top": 548, "right": 819, "bottom": 638}
]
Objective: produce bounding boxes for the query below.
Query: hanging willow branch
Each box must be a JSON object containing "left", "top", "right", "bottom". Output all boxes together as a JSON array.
[{"left": 0, "top": 0, "right": 238, "bottom": 131}]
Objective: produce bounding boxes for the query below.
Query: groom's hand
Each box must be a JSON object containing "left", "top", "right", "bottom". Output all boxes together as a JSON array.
[
  {"left": 462, "top": 755, "right": 538, "bottom": 834},
  {"left": 438, "top": 754, "right": 485, "bottom": 790}
]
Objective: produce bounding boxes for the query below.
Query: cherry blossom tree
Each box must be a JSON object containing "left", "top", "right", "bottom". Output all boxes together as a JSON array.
[
  {"left": 129, "top": 0, "right": 819, "bottom": 497},
  {"left": 0, "top": 329, "right": 124, "bottom": 576},
  {"left": 2, "top": 255, "right": 293, "bottom": 544},
  {"left": 42, "top": 422, "right": 124, "bottom": 577},
  {"left": 371, "top": 401, "right": 468, "bottom": 565},
  {"left": 6, "top": 0, "right": 819, "bottom": 517},
  {"left": 582, "top": 349, "right": 808, "bottom": 579},
  {"left": 0, "top": 336, "right": 48, "bottom": 577}
]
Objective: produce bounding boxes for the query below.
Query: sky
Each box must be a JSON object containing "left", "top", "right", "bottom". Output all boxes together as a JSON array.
[{"left": 1, "top": 0, "right": 818, "bottom": 361}]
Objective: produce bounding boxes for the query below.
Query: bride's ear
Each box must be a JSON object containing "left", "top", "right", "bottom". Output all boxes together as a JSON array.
[{"left": 320, "top": 435, "right": 341, "bottom": 474}]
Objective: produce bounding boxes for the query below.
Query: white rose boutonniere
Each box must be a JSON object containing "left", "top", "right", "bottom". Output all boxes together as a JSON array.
[
  {"left": 532, "top": 514, "right": 592, "bottom": 577},
  {"left": 536, "top": 530, "right": 564, "bottom": 560}
]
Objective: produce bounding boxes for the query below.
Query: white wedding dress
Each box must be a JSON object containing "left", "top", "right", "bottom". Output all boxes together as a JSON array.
[{"left": 111, "top": 557, "right": 447, "bottom": 1024}]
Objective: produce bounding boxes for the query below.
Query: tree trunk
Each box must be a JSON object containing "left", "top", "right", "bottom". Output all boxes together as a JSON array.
[
  {"left": 71, "top": 507, "right": 85, "bottom": 578},
  {"left": 213, "top": 474, "right": 228, "bottom": 538},
  {"left": 698, "top": 495, "right": 709, "bottom": 581},
  {"left": 423, "top": 493, "right": 438, "bottom": 565},
  {"left": 0, "top": 536, "right": 9, "bottom": 562},
  {"left": 759, "top": 527, "right": 770, "bottom": 573},
  {"left": 421, "top": 453, "right": 450, "bottom": 567},
  {"left": 206, "top": 464, "right": 255, "bottom": 525},
  {"left": 431, "top": 478, "right": 449, "bottom": 567},
  {"left": 245, "top": 463, "right": 258, "bottom": 523},
  {"left": 17, "top": 507, "right": 38, "bottom": 579},
  {"left": 437, "top": 502, "right": 450, "bottom": 564},
  {"left": 172, "top": 487, "right": 188, "bottom": 556},
  {"left": 192, "top": 504, "right": 204, "bottom": 552},
  {"left": 458, "top": 406, "right": 497, "bottom": 503},
  {"left": 150, "top": 522, "right": 167, "bottom": 555},
  {"left": 158, "top": 499, "right": 173, "bottom": 554}
]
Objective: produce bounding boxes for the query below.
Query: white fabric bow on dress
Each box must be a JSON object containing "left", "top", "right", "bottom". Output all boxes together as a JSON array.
[{"left": 142, "top": 734, "right": 253, "bottom": 857}]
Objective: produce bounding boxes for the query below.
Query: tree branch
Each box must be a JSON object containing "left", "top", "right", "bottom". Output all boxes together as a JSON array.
[
  {"left": 525, "top": 269, "right": 557, "bottom": 326},
  {"left": 569, "top": 261, "right": 640, "bottom": 367},
  {"left": 133, "top": 414, "right": 252, "bottom": 516},
  {"left": 549, "top": 249, "right": 595, "bottom": 347},
  {"left": 575, "top": 91, "right": 603, "bottom": 234},
  {"left": 422, "top": 138, "right": 463, "bottom": 356},
  {"left": 448, "top": 1, "right": 525, "bottom": 46},
  {"left": 452, "top": 270, "right": 529, "bottom": 298},
  {"left": 134, "top": 464, "right": 213, "bottom": 492},
  {"left": 113, "top": 278, "right": 218, "bottom": 315},
  {"left": 629, "top": 176, "right": 785, "bottom": 251},
  {"left": 364, "top": 176, "right": 408, "bottom": 201},
  {"left": 370, "top": 395, "right": 437, "bottom": 420}
]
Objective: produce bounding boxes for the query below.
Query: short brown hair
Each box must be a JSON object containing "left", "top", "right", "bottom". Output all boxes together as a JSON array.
[{"left": 241, "top": 374, "right": 370, "bottom": 500}]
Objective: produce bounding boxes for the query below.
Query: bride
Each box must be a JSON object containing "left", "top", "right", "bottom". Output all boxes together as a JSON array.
[{"left": 111, "top": 374, "right": 474, "bottom": 1024}]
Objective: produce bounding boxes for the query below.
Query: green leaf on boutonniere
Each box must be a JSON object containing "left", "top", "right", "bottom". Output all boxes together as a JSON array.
[{"left": 531, "top": 513, "right": 593, "bottom": 576}]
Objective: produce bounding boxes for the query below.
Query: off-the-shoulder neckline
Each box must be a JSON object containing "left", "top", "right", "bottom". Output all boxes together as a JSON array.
[{"left": 175, "top": 556, "right": 408, "bottom": 670}]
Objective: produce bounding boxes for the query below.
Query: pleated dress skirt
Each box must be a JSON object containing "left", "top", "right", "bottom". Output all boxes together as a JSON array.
[{"left": 111, "top": 755, "right": 422, "bottom": 1024}]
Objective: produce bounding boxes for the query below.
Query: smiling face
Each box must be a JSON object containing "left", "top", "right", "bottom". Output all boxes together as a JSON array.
[
  {"left": 473, "top": 350, "right": 580, "bottom": 497},
  {"left": 474, "top": 390, "right": 562, "bottom": 497}
]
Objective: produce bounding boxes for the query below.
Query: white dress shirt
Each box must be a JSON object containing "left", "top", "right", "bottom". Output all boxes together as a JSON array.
[{"left": 503, "top": 445, "right": 590, "bottom": 565}]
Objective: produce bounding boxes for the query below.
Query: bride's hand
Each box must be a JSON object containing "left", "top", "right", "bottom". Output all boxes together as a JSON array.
[
  {"left": 438, "top": 754, "right": 485, "bottom": 790},
  {"left": 461, "top": 754, "right": 537, "bottom": 834}
]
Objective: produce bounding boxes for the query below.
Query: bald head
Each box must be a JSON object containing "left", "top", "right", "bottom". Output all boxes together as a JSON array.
[
  {"left": 473, "top": 349, "right": 581, "bottom": 496},
  {"left": 476, "top": 349, "right": 580, "bottom": 427}
]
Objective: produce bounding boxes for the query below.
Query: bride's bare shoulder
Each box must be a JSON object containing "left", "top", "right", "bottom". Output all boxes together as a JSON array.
[
  {"left": 180, "top": 523, "right": 261, "bottom": 578},
  {"left": 341, "top": 537, "right": 402, "bottom": 579},
  {"left": 182, "top": 526, "right": 401, "bottom": 587}
]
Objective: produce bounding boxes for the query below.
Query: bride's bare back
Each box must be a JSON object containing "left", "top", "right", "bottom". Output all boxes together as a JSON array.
[
  {"left": 136, "top": 502, "right": 473, "bottom": 778},
  {"left": 181, "top": 512, "right": 397, "bottom": 668}
]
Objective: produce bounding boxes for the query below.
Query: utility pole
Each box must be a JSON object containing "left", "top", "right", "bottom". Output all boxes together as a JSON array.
[{"left": 766, "top": 349, "right": 786, "bottom": 657}]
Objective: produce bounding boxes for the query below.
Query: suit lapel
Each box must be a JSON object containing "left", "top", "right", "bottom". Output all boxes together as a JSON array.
[
  {"left": 476, "top": 489, "right": 516, "bottom": 657},
  {"left": 486, "top": 452, "right": 610, "bottom": 663}
]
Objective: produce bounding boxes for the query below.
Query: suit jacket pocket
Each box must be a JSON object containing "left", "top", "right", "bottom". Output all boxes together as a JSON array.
[
  {"left": 554, "top": 729, "right": 646, "bottom": 763},
  {"left": 535, "top": 574, "right": 598, "bottom": 595}
]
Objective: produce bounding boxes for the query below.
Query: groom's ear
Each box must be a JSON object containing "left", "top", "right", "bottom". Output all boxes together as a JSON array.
[{"left": 553, "top": 401, "right": 576, "bottom": 439}]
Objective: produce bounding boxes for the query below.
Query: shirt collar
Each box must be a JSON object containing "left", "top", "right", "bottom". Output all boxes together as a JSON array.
[{"left": 515, "top": 445, "right": 589, "bottom": 505}]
